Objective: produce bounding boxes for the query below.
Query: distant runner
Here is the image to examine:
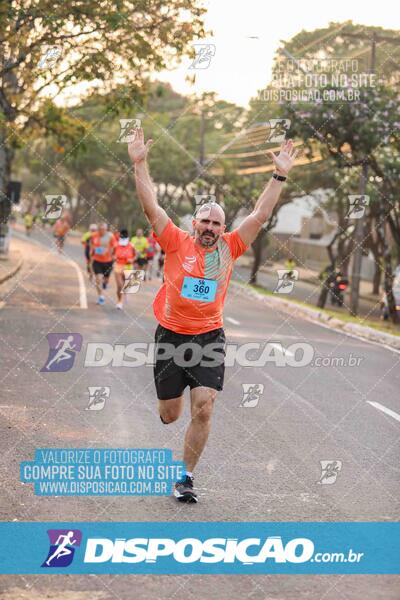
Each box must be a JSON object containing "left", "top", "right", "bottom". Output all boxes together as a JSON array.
[
  {"left": 131, "top": 228, "right": 149, "bottom": 279},
  {"left": 53, "top": 215, "right": 71, "bottom": 252},
  {"left": 81, "top": 223, "right": 97, "bottom": 281},
  {"left": 24, "top": 212, "right": 34, "bottom": 236},
  {"left": 128, "top": 127, "right": 297, "bottom": 502},
  {"left": 90, "top": 223, "right": 117, "bottom": 305},
  {"left": 145, "top": 232, "right": 158, "bottom": 281},
  {"left": 114, "top": 228, "right": 135, "bottom": 310}
]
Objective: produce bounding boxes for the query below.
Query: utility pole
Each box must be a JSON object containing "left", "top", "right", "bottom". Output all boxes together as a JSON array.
[
  {"left": 346, "top": 31, "right": 376, "bottom": 316},
  {"left": 340, "top": 31, "right": 400, "bottom": 314}
]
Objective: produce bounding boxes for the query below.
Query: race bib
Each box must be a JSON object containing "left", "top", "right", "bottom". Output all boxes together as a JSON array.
[{"left": 181, "top": 276, "right": 217, "bottom": 302}]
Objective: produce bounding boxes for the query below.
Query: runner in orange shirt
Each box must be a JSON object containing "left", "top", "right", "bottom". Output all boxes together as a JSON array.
[
  {"left": 90, "top": 223, "right": 117, "bottom": 305},
  {"left": 53, "top": 215, "right": 71, "bottom": 253},
  {"left": 114, "top": 229, "right": 135, "bottom": 310},
  {"left": 129, "top": 127, "right": 298, "bottom": 502}
]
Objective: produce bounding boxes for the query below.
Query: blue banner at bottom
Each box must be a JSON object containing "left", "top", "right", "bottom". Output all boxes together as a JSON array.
[{"left": 0, "top": 522, "right": 398, "bottom": 574}]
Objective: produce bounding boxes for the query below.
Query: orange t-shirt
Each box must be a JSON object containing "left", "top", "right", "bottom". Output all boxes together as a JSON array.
[
  {"left": 115, "top": 242, "right": 135, "bottom": 265},
  {"left": 152, "top": 219, "right": 249, "bottom": 334},
  {"left": 90, "top": 232, "right": 117, "bottom": 263},
  {"left": 54, "top": 219, "right": 70, "bottom": 236}
]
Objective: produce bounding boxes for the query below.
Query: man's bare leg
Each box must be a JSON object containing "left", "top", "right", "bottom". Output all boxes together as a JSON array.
[
  {"left": 158, "top": 395, "right": 184, "bottom": 424},
  {"left": 183, "top": 386, "right": 217, "bottom": 472},
  {"left": 94, "top": 273, "right": 102, "bottom": 296}
]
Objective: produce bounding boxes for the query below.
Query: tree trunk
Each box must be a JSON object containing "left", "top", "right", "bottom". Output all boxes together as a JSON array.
[
  {"left": 0, "top": 127, "right": 14, "bottom": 255},
  {"left": 376, "top": 215, "right": 397, "bottom": 324},
  {"left": 372, "top": 259, "right": 382, "bottom": 295},
  {"left": 250, "top": 229, "right": 267, "bottom": 285}
]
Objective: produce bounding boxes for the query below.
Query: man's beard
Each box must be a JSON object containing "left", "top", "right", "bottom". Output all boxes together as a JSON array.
[{"left": 197, "top": 231, "right": 218, "bottom": 247}]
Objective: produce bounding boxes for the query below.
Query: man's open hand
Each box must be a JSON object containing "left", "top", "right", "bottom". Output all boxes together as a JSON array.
[
  {"left": 128, "top": 127, "right": 153, "bottom": 165},
  {"left": 268, "top": 139, "right": 298, "bottom": 176}
]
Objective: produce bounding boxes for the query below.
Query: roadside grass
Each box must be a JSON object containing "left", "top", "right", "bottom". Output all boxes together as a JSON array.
[{"left": 236, "top": 281, "right": 400, "bottom": 337}]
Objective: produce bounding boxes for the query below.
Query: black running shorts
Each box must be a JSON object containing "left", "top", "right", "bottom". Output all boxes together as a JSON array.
[
  {"left": 154, "top": 324, "right": 226, "bottom": 400},
  {"left": 92, "top": 260, "right": 113, "bottom": 276},
  {"left": 136, "top": 257, "right": 148, "bottom": 267}
]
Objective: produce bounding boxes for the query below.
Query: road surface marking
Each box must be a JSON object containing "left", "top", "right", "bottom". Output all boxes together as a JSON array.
[
  {"left": 63, "top": 255, "right": 87, "bottom": 309},
  {"left": 270, "top": 342, "right": 294, "bottom": 357},
  {"left": 226, "top": 316, "right": 240, "bottom": 325},
  {"left": 367, "top": 401, "right": 400, "bottom": 423},
  {"left": 12, "top": 230, "right": 87, "bottom": 309}
]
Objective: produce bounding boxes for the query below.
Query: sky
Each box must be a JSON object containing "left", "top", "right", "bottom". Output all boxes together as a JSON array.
[{"left": 156, "top": 0, "right": 400, "bottom": 107}]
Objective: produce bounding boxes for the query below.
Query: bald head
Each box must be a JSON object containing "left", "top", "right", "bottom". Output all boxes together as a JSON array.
[
  {"left": 193, "top": 202, "right": 226, "bottom": 248},
  {"left": 195, "top": 202, "right": 225, "bottom": 224}
]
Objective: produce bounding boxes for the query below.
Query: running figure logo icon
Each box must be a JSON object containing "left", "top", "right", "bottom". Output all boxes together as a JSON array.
[
  {"left": 274, "top": 269, "right": 298, "bottom": 294},
  {"left": 346, "top": 195, "right": 370, "bottom": 219},
  {"left": 41, "top": 333, "right": 83, "bottom": 372},
  {"left": 41, "top": 529, "right": 82, "bottom": 568},
  {"left": 117, "top": 119, "right": 141, "bottom": 143},
  {"left": 86, "top": 386, "right": 110, "bottom": 411},
  {"left": 189, "top": 44, "right": 216, "bottom": 69},
  {"left": 317, "top": 460, "right": 342, "bottom": 485},
  {"left": 38, "top": 46, "right": 62, "bottom": 69},
  {"left": 122, "top": 270, "right": 145, "bottom": 294},
  {"left": 267, "top": 119, "right": 291, "bottom": 143},
  {"left": 240, "top": 383, "right": 264, "bottom": 408},
  {"left": 44, "top": 194, "right": 67, "bottom": 220}
]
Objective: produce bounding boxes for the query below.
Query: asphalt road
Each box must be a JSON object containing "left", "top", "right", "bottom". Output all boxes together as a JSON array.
[
  {"left": 0, "top": 226, "right": 399, "bottom": 599},
  {"left": 233, "top": 265, "right": 382, "bottom": 321}
]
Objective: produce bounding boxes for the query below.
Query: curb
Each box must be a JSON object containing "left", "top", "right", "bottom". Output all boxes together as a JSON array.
[
  {"left": 231, "top": 281, "right": 400, "bottom": 351},
  {"left": 0, "top": 250, "right": 24, "bottom": 285}
]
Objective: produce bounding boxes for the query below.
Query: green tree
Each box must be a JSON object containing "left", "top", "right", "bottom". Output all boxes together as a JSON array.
[{"left": 0, "top": 0, "right": 206, "bottom": 250}]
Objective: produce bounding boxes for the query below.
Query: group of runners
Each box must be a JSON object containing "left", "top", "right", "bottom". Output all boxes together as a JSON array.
[
  {"left": 81, "top": 223, "right": 164, "bottom": 308},
  {"left": 25, "top": 125, "right": 298, "bottom": 504}
]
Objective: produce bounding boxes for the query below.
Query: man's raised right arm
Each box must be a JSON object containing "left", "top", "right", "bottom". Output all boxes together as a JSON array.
[{"left": 128, "top": 128, "right": 168, "bottom": 236}]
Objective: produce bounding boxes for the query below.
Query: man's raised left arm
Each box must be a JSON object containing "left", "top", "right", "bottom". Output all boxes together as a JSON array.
[{"left": 237, "top": 139, "right": 298, "bottom": 246}]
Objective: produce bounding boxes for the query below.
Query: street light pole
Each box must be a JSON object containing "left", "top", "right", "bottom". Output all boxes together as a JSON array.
[{"left": 348, "top": 32, "right": 376, "bottom": 315}]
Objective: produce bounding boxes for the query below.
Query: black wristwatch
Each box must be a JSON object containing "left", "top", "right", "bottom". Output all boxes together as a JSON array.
[{"left": 272, "top": 172, "right": 287, "bottom": 182}]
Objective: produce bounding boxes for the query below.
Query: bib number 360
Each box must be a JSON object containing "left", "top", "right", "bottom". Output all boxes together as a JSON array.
[{"left": 181, "top": 276, "right": 217, "bottom": 302}]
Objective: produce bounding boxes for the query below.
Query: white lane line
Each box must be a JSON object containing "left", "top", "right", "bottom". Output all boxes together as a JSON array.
[
  {"left": 270, "top": 342, "right": 294, "bottom": 357},
  {"left": 12, "top": 230, "right": 87, "bottom": 309},
  {"left": 226, "top": 316, "right": 240, "bottom": 325},
  {"left": 63, "top": 255, "right": 87, "bottom": 309},
  {"left": 367, "top": 401, "right": 400, "bottom": 423}
]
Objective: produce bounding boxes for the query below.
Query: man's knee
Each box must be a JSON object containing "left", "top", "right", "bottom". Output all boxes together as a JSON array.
[
  {"left": 160, "top": 413, "right": 178, "bottom": 425},
  {"left": 158, "top": 396, "right": 183, "bottom": 424},
  {"left": 192, "top": 396, "right": 215, "bottom": 424}
]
